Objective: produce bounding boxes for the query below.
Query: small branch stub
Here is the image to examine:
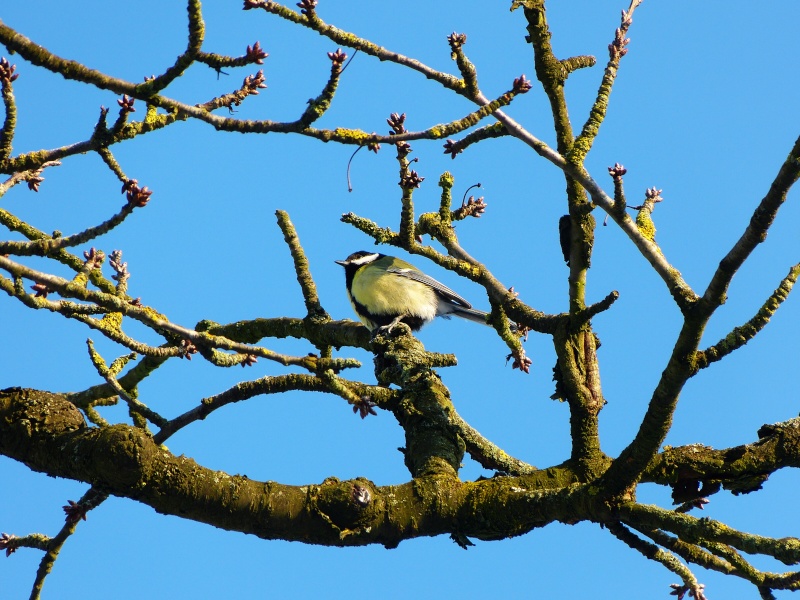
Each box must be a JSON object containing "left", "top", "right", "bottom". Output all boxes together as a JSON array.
[
  {"left": 387, "top": 112, "right": 406, "bottom": 135},
  {"left": 669, "top": 583, "right": 707, "bottom": 600},
  {"left": 0, "top": 57, "right": 19, "bottom": 84},
  {"left": 180, "top": 339, "right": 198, "bottom": 360},
  {"left": 108, "top": 250, "right": 129, "bottom": 284},
  {"left": 63, "top": 499, "right": 88, "bottom": 524},
  {"left": 400, "top": 170, "right": 424, "bottom": 189},
  {"left": 246, "top": 41, "right": 267, "bottom": 64},
  {"left": 327, "top": 48, "right": 347, "bottom": 72},
  {"left": 117, "top": 95, "right": 136, "bottom": 114},
  {"left": 122, "top": 179, "right": 153, "bottom": 207},
  {"left": 447, "top": 32, "right": 467, "bottom": 55},
  {"left": 243, "top": 69, "right": 267, "bottom": 96},
  {"left": 0, "top": 533, "right": 18, "bottom": 556},
  {"left": 353, "top": 396, "right": 377, "bottom": 419},
  {"left": 608, "top": 163, "right": 627, "bottom": 180},
  {"left": 512, "top": 74, "right": 532, "bottom": 94},
  {"left": 297, "top": 0, "right": 317, "bottom": 17}
]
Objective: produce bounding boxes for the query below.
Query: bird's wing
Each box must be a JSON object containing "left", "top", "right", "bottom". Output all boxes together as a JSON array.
[{"left": 386, "top": 267, "right": 473, "bottom": 308}]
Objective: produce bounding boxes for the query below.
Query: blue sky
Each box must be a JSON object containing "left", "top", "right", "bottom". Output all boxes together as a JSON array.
[{"left": 2, "top": 1, "right": 800, "bottom": 598}]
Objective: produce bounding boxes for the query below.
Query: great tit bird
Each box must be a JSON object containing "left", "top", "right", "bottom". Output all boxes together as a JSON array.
[{"left": 335, "top": 250, "right": 498, "bottom": 332}]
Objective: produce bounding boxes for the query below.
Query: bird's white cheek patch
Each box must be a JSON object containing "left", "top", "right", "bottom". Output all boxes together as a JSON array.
[{"left": 348, "top": 253, "right": 380, "bottom": 266}]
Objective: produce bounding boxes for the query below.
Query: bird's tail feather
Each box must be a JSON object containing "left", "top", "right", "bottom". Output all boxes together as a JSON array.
[
  {"left": 448, "top": 305, "right": 518, "bottom": 332},
  {"left": 448, "top": 305, "right": 490, "bottom": 325}
]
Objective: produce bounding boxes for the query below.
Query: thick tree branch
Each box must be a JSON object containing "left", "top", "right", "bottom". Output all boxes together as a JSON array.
[
  {"left": 0, "top": 388, "right": 586, "bottom": 547},
  {"left": 642, "top": 416, "right": 800, "bottom": 492},
  {"left": 196, "top": 316, "right": 371, "bottom": 351}
]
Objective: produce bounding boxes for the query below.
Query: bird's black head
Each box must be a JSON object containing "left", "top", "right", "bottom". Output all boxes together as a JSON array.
[{"left": 335, "top": 251, "right": 383, "bottom": 287}]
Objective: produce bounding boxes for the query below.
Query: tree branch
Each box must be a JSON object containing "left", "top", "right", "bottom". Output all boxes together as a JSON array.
[
  {"left": 700, "top": 134, "right": 800, "bottom": 314},
  {"left": 694, "top": 263, "right": 800, "bottom": 372},
  {"left": 276, "top": 210, "right": 328, "bottom": 320},
  {"left": 0, "top": 255, "right": 354, "bottom": 372},
  {"left": 617, "top": 503, "right": 800, "bottom": 566},
  {"left": 0, "top": 388, "right": 585, "bottom": 547},
  {"left": 28, "top": 488, "right": 107, "bottom": 600},
  {"left": 607, "top": 521, "right": 705, "bottom": 597},
  {"left": 0, "top": 202, "right": 137, "bottom": 257},
  {"left": 568, "top": 0, "right": 643, "bottom": 163},
  {"left": 642, "top": 416, "right": 800, "bottom": 492}
]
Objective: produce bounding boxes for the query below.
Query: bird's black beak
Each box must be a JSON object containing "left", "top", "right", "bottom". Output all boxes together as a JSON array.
[{"left": 334, "top": 259, "right": 347, "bottom": 267}]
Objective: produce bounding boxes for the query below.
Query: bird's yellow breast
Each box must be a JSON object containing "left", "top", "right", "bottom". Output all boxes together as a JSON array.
[{"left": 351, "top": 266, "right": 437, "bottom": 319}]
